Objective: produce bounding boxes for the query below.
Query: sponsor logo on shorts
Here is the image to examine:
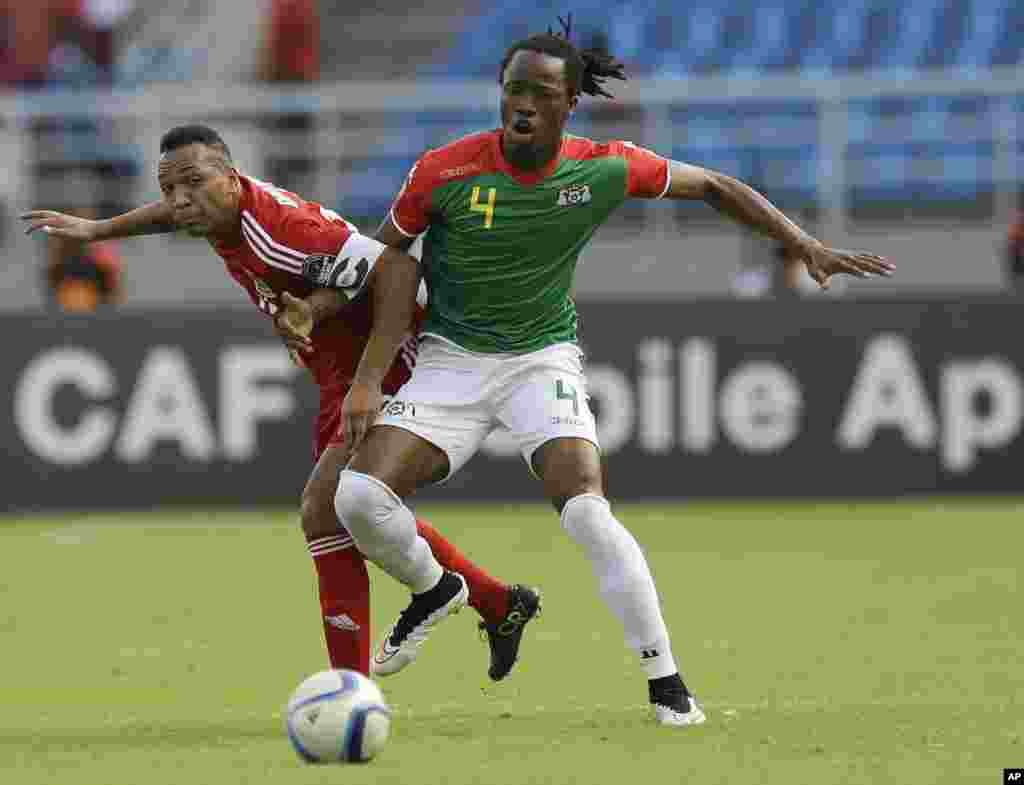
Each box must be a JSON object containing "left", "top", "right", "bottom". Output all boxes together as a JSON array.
[
  {"left": 551, "top": 416, "right": 586, "bottom": 427},
  {"left": 382, "top": 400, "right": 416, "bottom": 418}
]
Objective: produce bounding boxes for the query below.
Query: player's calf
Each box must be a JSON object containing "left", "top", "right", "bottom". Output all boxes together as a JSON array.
[
  {"left": 302, "top": 446, "right": 372, "bottom": 673},
  {"left": 302, "top": 444, "right": 352, "bottom": 540}
]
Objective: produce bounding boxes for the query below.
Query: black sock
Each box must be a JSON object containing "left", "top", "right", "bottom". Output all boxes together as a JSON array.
[
  {"left": 413, "top": 570, "right": 458, "bottom": 600},
  {"left": 648, "top": 672, "right": 689, "bottom": 703}
]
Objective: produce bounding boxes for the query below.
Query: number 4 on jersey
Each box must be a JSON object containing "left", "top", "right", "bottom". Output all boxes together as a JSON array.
[
  {"left": 470, "top": 186, "right": 496, "bottom": 229},
  {"left": 555, "top": 379, "right": 579, "bottom": 416}
]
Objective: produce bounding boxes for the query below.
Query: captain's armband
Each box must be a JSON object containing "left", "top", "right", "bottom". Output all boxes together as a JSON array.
[{"left": 301, "top": 233, "right": 386, "bottom": 300}]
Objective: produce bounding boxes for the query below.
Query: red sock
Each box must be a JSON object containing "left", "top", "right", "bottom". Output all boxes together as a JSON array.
[
  {"left": 415, "top": 518, "right": 509, "bottom": 624},
  {"left": 307, "top": 533, "right": 370, "bottom": 675}
]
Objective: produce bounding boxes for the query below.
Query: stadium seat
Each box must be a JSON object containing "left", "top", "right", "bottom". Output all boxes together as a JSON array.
[
  {"left": 845, "top": 94, "right": 996, "bottom": 206},
  {"left": 874, "top": 0, "right": 945, "bottom": 71},
  {"left": 415, "top": 0, "right": 1022, "bottom": 212},
  {"left": 440, "top": 0, "right": 1024, "bottom": 79},
  {"left": 953, "top": 0, "right": 1013, "bottom": 70},
  {"left": 336, "top": 156, "right": 417, "bottom": 226}
]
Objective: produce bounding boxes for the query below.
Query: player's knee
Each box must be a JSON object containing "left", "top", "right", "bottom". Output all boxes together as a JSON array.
[
  {"left": 560, "top": 493, "right": 639, "bottom": 562},
  {"left": 334, "top": 470, "right": 410, "bottom": 552},
  {"left": 299, "top": 484, "right": 339, "bottom": 540},
  {"left": 534, "top": 439, "right": 602, "bottom": 512},
  {"left": 548, "top": 469, "right": 603, "bottom": 513},
  {"left": 560, "top": 493, "right": 610, "bottom": 538}
]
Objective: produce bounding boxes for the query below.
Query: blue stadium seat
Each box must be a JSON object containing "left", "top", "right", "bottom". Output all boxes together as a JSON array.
[
  {"left": 919, "top": 0, "right": 970, "bottom": 69},
  {"left": 953, "top": 0, "right": 1012, "bottom": 70},
  {"left": 798, "top": 0, "right": 875, "bottom": 73},
  {"left": 875, "top": 0, "right": 945, "bottom": 71},
  {"left": 990, "top": 0, "right": 1024, "bottom": 67},
  {"left": 336, "top": 156, "right": 417, "bottom": 225},
  {"left": 846, "top": 93, "right": 996, "bottom": 205},
  {"left": 751, "top": 147, "right": 819, "bottom": 206},
  {"left": 722, "top": 0, "right": 808, "bottom": 74},
  {"left": 439, "top": 0, "right": 1024, "bottom": 79},
  {"left": 670, "top": 100, "right": 819, "bottom": 205}
]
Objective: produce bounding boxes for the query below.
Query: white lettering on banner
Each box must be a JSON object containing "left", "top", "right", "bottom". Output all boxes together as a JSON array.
[
  {"left": 719, "top": 363, "right": 802, "bottom": 452},
  {"left": 14, "top": 348, "right": 117, "bottom": 465},
  {"left": 837, "top": 335, "right": 937, "bottom": 450},
  {"left": 115, "top": 348, "right": 216, "bottom": 462},
  {"left": 637, "top": 339, "right": 673, "bottom": 453},
  {"left": 942, "top": 359, "right": 1022, "bottom": 472},
  {"left": 14, "top": 344, "right": 303, "bottom": 466},
  {"left": 680, "top": 338, "right": 714, "bottom": 452},
  {"left": 586, "top": 365, "right": 635, "bottom": 453},
  {"left": 220, "top": 347, "right": 300, "bottom": 460},
  {"left": 14, "top": 333, "right": 1022, "bottom": 477}
]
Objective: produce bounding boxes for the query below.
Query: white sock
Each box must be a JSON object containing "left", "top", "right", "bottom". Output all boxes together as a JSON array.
[
  {"left": 561, "top": 493, "right": 678, "bottom": 680},
  {"left": 334, "top": 470, "right": 443, "bottom": 593}
]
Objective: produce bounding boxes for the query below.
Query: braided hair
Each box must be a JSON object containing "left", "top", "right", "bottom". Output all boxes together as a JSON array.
[{"left": 498, "top": 14, "right": 626, "bottom": 99}]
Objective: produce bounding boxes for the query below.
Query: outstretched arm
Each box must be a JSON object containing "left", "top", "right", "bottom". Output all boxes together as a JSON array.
[
  {"left": 22, "top": 202, "right": 175, "bottom": 242},
  {"left": 664, "top": 162, "right": 894, "bottom": 287}
]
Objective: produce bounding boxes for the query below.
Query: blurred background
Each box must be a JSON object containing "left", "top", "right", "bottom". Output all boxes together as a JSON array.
[{"left": 3, "top": 0, "right": 1024, "bottom": 507}]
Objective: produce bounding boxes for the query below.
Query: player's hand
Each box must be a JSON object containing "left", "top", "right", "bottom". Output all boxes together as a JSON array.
[
  {"left": 342, "top": 381, "right": 382, "bottom": 451},
  {"left": 20, "top": 210, "right": 101, "bottom": 242},
  {"left": 287, "top": 348, "right": 309, "bottom": 369},
  {"left": 802, "top": 243, "right": 894, "bottom": 290},
  {"left": 274, "top": 292, "right": 314, "bottom": 355}
]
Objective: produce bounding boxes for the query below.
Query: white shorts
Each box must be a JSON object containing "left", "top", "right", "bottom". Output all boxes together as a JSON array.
[{"left": 376, "top": 336, "right": 600, "bottom": 482}]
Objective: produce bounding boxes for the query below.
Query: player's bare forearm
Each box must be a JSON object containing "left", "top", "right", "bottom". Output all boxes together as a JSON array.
[
  {"left": 307, "top": 288, "right": 349, "bottom": 325},
  {"left": 98, "top": 202, "right": 176, "bottom": 239},
  {"left": 352, "top": 248, "right": 420, "bottom": 387},
  {"left": 22, "top": 201, "right": 174, "bottom": 242},
  {"left": 666, "top": 162, "right": 819, "bottom": 254}
]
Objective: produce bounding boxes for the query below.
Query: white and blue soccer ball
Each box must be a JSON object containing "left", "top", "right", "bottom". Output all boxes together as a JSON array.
[{"left": 285, "top": 669, "right": 391, "bottom": 764}]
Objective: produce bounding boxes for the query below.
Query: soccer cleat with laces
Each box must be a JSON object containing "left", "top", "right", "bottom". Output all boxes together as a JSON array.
[
  {"left": 651, "top": 689, "right": 706, "bottom": 727},
  {"left": 478, "top": 584, "right": 542, "bottom": 681},
  {"left": 371, "top": 571, "right": 468, "bottom": 677}
]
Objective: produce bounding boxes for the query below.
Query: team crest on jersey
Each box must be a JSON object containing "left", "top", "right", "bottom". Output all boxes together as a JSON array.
[
  {"left": 557, "top": 184, "right": 592, "bottom": 207},
  {"left": 253, "top": 278, "right": 277, "bottom": 301}
]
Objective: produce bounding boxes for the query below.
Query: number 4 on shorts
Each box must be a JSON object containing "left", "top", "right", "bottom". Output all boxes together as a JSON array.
[{"left": 555, "top": 379, "right": 579, "bottom": 416}]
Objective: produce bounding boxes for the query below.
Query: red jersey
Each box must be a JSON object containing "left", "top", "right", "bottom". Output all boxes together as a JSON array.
[{"left": 215, "top": 175, "right": 418, "bottom": 393}]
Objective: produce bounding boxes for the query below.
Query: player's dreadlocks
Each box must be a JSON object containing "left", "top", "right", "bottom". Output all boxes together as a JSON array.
[{"left": 498, "top": 14, "right": 626, "bottom": 99}]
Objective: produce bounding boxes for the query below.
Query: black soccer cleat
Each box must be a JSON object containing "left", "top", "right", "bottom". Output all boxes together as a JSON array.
[
  {"left": 649, "top": 674, "right": 707, "bottom": 727},
  {"left": 478, "top": 584, "right": 542, "bottom": 681}
]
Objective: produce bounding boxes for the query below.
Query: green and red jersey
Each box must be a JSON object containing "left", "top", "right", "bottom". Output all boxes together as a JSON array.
[{"left": 390, "top": 130, "right": 670, "bottom": 353}]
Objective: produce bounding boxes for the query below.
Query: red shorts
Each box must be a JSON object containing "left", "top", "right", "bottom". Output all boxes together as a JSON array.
[
  {"left": 314, "top": 385, "right": 350, "bottom": 463},
  {"left": 312, "top": 343, "right": 417, "bottom": 464}
]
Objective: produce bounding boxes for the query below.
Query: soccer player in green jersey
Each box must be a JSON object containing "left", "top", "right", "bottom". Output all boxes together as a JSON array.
[{"left": 306, "top": 21, "right": 894, "bottom": 727}]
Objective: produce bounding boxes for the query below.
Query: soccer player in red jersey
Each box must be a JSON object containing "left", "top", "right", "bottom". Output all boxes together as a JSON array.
[
  {"left": 22, "top": 124, "right": 541, "bottom": 681},
  {"left": 309, "top": 20, "right": 895, "bottom": 726}
]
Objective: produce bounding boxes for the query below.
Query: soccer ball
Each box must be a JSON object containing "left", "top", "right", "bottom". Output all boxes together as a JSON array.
[{"left": 285, "top": 669, "right": 391, "bottom": 764}]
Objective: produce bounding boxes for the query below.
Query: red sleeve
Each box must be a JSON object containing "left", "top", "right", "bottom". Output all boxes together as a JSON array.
[
  {"left": 242, "top": 192, "right": 353, "bottom": 268},
  {"left": 277, "top": 211, "right": 353, "bottom": 257},
  {"left": 390, "top": 154, "right": 435, "bottom": 237},
  {"left": 614, "top": 141, "right": 671, "bottom": 199}
]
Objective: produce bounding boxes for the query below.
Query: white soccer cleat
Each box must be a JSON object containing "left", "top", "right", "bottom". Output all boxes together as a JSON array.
[
  {"left": 371, "top": 571, "right": 468, "bottom": 677},
  {"left": 653, "top": 695, "right": 707, "bottom": 727}
]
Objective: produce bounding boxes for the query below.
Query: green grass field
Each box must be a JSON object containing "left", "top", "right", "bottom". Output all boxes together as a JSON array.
[{"left": 1, "top": 501, "right": 1021, "bottom": 784}]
